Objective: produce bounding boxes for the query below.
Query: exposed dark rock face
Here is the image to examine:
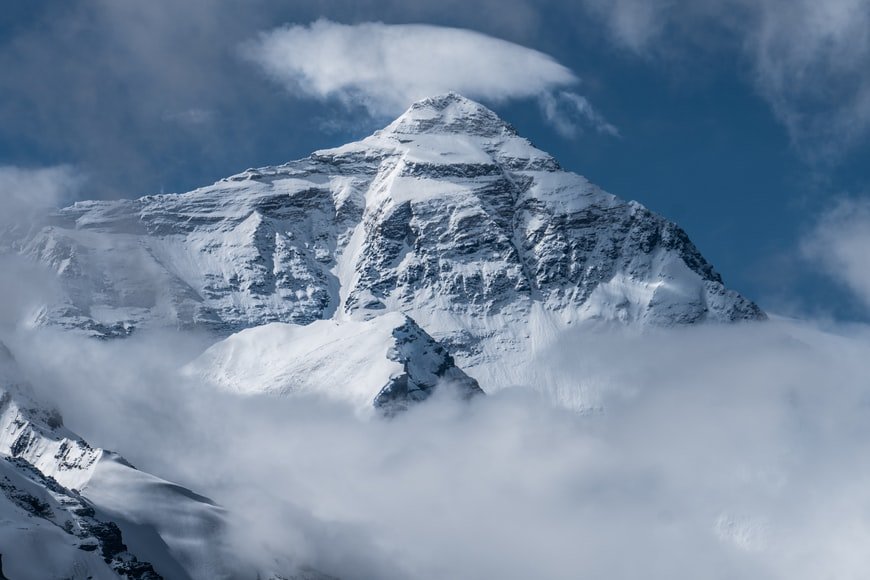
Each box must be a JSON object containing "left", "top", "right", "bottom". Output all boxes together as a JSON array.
[{"left": 373, "top": 316, "right": 484, "bottom": 414}]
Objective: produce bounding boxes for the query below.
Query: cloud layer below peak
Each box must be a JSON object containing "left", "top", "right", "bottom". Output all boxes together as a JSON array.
[{"left": 242, "top": 20, "right": 617, "bottom": 136}]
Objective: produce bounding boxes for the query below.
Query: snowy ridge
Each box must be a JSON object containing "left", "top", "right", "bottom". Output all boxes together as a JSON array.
[
  {"left": 188, "top": 311, "right": 483, "bottom": 413},
  {"left": 0, "top": 387, "right": 103, "bottom": 491},
  {"left": 0, "top": 342, "right": 103, "bottom": 491}
]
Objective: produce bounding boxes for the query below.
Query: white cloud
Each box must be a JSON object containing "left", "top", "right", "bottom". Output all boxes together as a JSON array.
[
  {"left": 0, "top": 165, "right": 83, "bottom": 228},
  {"left": 242, "top": 19, "right": 616, "bottom": 137},
  {"left": 803, "top": 198, "right": 870, "bottom": 310},
  {"left": 8, "top": 315, "right": 870, "bottom": 579},
  {"left": 748, "top": 0, "right": 870, "bottom": 161},
  {"left": 539, "top": 91, "right": 621, "bottom": 138},
  {"left": 577, "top": 0, "right": 870, "bottom": 161}
]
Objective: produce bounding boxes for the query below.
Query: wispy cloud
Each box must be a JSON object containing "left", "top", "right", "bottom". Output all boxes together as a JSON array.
[
  {"left": 539, "top": 91, "right": 621, "bottom": 138},
  {"left": 162, "top": 108, "right": 216, "bottom": 128},
  {"left": 0, "top": 165, "right": 83, "bottom": 228},
  {"left": 803, "top": 197, "right": 870, "bottom": 310},
  {"left": 242, "top": 19, "right": 617, "bottom": 137},
  {"left": 748, "top": 0, "right": 870, "bottom": 162},
  {"left": 577, "top": 0, "right": 870, "bottom": 162}
]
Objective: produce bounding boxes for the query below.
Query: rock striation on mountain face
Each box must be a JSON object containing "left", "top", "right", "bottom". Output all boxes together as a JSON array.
[{"left": 8, "top": 93, "right": 764, "bottom": 388}]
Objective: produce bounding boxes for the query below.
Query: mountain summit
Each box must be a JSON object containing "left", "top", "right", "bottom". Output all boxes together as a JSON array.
[
  {"left": 381, "top": 92, "right": 518, "bottom": 138},
  {"left": 13, "top": 93, "right": 763, "bottom": 390}
]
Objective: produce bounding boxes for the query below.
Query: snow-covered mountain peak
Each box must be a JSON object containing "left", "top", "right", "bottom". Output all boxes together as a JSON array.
[
  {"left": 317, "top": 92, "right": 556, "bottom": 173},
  {"left": 9, "top": 93, "right": 764, "bottom": 395},
  {"left": 379, "top": 92, "right": 517, "bottom": 139}
]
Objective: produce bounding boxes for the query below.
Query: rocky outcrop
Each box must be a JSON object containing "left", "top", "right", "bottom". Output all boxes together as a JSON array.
[{"left": 373, "top": 316, "right": 484, "bottom": 415}]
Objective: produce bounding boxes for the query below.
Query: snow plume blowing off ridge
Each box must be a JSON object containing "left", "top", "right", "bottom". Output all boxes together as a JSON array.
[
  {"left": 242, "top": 19, "right": 618, "bottom": 137},
  {"left": 0, "top": 165, "right": 82, "bottom": 229},
  {"left": 0, "top": 166, "right": 79, "bottom": 331}
]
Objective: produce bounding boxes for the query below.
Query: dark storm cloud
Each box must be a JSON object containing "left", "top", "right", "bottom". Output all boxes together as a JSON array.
[{"left": 0, "top": 0, "right": 272, "bottom": 197}]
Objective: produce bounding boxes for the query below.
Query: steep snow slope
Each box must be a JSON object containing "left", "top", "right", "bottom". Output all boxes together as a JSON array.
[
  {"left": 188, "top": 312, "right": 483, "bottom": 413},
  {"left": 0, "top": 455, "right": 161, "bottom": 580}
]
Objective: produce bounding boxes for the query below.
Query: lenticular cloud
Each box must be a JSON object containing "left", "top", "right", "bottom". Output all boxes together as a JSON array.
[{"left": 242, "top": 19, "right": 615, "bottom": 136}]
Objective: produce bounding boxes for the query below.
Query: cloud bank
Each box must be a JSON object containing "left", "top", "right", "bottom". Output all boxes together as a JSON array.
[
  {"left": 243, "top": 19, "right": 617, "bottom": 136},
  {"left": 3, "top": 311, "right": 870, "bottom": 579}
]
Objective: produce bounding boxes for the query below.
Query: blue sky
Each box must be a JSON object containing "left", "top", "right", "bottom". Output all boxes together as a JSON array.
[{"left": 1, "top": 0, "right": 869, "bottom": 321}]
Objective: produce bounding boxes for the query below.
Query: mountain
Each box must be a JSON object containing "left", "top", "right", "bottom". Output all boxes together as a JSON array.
[
  {"left": 0, "top": 454, "right": 160, "bottom": 580},
  {"left": 187, "top": 312, "right": 483, "bottom": 414},
  {"left": 8, "top": 93, "right": 763, "bottom": 396},
  {"left": 0, "top": 341, "right": 231, "bottom": 580},
  {"left": 0, "top": 337, "right": 351, "bottom": 579},
  {"left": 0, "top": 93, "right": 769, "bottom": 578}
]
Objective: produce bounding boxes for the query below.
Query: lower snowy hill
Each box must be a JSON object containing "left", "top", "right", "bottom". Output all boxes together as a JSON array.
[
  {"left": 0, "top": 339, "right": 341, "bottom": 580},
  {"left": 0, "top": 341, "right": 225, "bottom": 579},
  {"left": 187, "top": 312, "right": 483, "bottom": 414},
  {"left": 0, "top": 454, "right": 161, "bottom": 580}
]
